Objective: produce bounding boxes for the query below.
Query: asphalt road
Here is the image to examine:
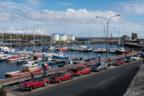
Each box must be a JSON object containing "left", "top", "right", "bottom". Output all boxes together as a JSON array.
[{"left": 24, "top": 62, "right": 140, "bottom": 96}]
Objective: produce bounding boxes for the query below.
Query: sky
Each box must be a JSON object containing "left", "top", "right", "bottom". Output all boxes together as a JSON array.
[{"left": 0, "top": 0, "right": 144, "bottom": 37}]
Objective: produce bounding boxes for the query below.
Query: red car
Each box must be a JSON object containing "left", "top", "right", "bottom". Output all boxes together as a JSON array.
[
  {"left": 71, "top": 67, "right": 91, "bottom": 76},
  {"left": 19, "top": 78, "right": 49, "bottom": 91},
  {"left": 49, "top": 73, "right": 72, "bottom": 83},
  {"left": 116, "top": 59, "right": 125, "bottom": 66}
]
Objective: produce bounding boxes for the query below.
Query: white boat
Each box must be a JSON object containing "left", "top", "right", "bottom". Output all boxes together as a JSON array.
[
  {"left": 5, "top": 61, "right": 48, "bottom": 78},
  {"left": 93, "top": 48, "right": 107, "bottom": 53},
  {"left": 0, "top": 46, "right": 15, "bottom": 53},
  {"left": 7, "top": 55, "right": 26, "bottom": 62}
]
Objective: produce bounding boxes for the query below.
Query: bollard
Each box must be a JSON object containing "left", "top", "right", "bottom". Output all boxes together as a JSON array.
[{"left": 0, "top": 86, "right": 7, "bottom": 96}]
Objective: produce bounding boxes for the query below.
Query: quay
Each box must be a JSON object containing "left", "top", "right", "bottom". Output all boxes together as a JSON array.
[
  {"left": 6, "top": 57, "right": 141, "bottom": 96},
  {"left": 0, "top": 33, "right": 120, "bottom": 47},
  {"left": 124, "top": 62, "right": 144, "bottom": 96},
  {"left": 124, "top": 42, "right": 144, "bottom": 48},
  {"left": 0, "top": 51, "right": 138, "bottom": 87}
]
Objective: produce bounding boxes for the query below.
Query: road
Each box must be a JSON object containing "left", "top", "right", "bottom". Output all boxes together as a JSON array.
[{"left": 20, "top": 61, "right": 141, "bottom": 96}]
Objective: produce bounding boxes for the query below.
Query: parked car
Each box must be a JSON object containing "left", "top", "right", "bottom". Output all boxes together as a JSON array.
[
  {"left": 91, "top": 62, "right": 108, "bottom": 72},
  {"left": 19, "top": 78, "right": 49, "bottom": 91},
  {"left": 71, "top": 67, "right": 91, "bottom": 76},
  {"left": 49, "top": 73, "right": 72, "bottom": 83},
  {"left": 131, "top": 56, "right": 140, "bottom": 61},
  {"left": 124, "top": 56, "right": 133, "bottom": 63},
  {"left": 116, "top": 59, "right": 125, "bottom": 66}
]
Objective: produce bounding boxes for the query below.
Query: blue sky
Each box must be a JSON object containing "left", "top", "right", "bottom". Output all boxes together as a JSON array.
[{"left": 0, "top": 0, "right": 144, "bottom": 37}]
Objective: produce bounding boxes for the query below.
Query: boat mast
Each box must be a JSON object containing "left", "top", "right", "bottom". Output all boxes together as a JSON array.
[
  {"left": 24, "top": 27, "right": 27, "bottom": 57},
  {"left": 50, "top": 31, "right": 53, "bottom": 51},
  {"left": 33, "top": 25, "right": 36, "bottom": 52},
  {"left": 41, "top": 32, "right": 43, "bottom": 52},
  {"left": 36, "top": 24, "right": 39, "bottom": 52},
  {"left": 3, "top": 32, "right": 4, "bottom": 47},
  {"left": 10, "top": 28, "right": 13, "bottom": 50},
  {"left": 50, "top": 31, "right": 52, "bottom": 47},
  {"left": 25, "top": 28, "right": 28, "bottom": 52},
  {"left": 2, "top": 27, "right": 5, "bottom": 47}
]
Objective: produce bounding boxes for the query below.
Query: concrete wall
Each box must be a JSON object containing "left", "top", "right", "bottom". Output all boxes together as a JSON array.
[{"left": 124, "top": 64, "right": 144, "bottom": 96}]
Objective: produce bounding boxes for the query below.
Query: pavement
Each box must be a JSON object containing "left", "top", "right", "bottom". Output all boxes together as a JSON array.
[
  {"left": 124, "top": 63, "right": 144, "bottom": 96},
  {"left": 7, "top": 92, "right": 18, "bottom": 96},
  {"left": 20, "top": 61, "right": 140, "bottom": 96},
  {"left": 5, "top": 61, "right": 141, "bottom": 96}
]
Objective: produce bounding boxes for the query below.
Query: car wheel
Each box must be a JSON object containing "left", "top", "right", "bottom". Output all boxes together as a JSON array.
[
  {"left": 97, "top": 69, "right": 100, "bottom": 72},
  {"left": 44, "top": 82, "right": 48, "bottom": 87},
  {"left": 29, "top": 86, "right": 33, "bottom": 91},
  {"left": 79, "top": 73, "right": 82, "bottom": 76},
  {"left": 104, "top": 67, "right": 107, "bottom": 70},
  {"left": 58, "top": 80, "right": 62, "bottom": 83}
]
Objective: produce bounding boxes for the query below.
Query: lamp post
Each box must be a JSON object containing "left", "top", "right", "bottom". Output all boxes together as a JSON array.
[{"left": 96, "top": 14, "right": 120, "bottom": 63}]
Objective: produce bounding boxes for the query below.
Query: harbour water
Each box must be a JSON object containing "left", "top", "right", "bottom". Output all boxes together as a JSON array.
[{"left": 0, "top": 44, "right": 121, "bottom": 79}]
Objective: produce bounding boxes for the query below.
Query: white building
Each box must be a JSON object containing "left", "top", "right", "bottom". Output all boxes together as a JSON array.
[
  {"left": 52, "top": 33, "right": 60, "bottom": 42},
  {"left": 52, "top": 33, "right": 75, "bottom": 43},
  {"left": 59, "top": 34, "right": 67, "bottom": 42},
  {"left": 67, "top": 35, "right": 76, "bottom": 41},
  {"left": 71, "top": 35, "right": 76, "bottom": 41}
]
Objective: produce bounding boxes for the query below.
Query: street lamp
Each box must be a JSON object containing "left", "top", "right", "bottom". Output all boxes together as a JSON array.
[{"left": 96, "top": 14, "right": 120, "bottom": 63}]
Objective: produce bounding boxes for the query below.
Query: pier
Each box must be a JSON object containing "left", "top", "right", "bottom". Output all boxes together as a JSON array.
[
  {"left": 0, "top": 52, "right": 138, "bottom": 87},
  {"left": 0, "top": 1, "right": 143, "bottom": 96},
  {"left": 124, "top": 42, "right": 144, "bottom": 48}
]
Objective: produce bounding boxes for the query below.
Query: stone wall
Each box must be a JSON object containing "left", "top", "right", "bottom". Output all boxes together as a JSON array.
[{"left": 124, "top": 64, "right": 144, "bottom": 96}]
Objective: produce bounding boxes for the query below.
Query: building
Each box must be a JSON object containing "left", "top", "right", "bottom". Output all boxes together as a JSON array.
[
  {"left": 132, "top": 33, "right": 138, "bottom": 40},
  {"left": 71, "top": 35, "right": 76, "bottom": 41},
  {"left": 120, "top": 35, "right": 130, "bottom": 45},
  {"left": 59, "top": 34, "right": 67, "bottom": 42},
  {"left": 52, "top": 33, "right": 75, "bottom": 43},
  {"left": 52, "top": 33, "right": 60, "bottom": 42},
  {"left": 67, "top": 35, "right": 76, "bottom": 42}
]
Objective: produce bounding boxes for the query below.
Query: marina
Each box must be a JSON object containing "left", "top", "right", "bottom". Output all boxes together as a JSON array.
[
  {"left": 0, "top": 44, "right": 120, "bottom": 79},
  {"left": 0, "top": 0, "right": 144, "bottom": 96},
  {"left": 0, "top": 33, "right": 141, "bottom": 96}
]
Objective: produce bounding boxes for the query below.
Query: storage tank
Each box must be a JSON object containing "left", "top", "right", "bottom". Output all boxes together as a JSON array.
[
  {"left": 67, "top": 35, "right": 71, "bottom": 41},
  {"left": 59, "top": 34, "right": 67, "bottom": 42},
  {"left": 67, "top": 35, "right": 75, "bottom": 41},
  {"left": 71, "top": 35, "right": 75, "bottom": 41},
  {"left": 52, "top": 33, "right": 59, "bottom": 42}
]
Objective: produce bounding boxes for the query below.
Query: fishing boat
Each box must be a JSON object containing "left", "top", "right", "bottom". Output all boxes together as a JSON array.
[
  {"left": 0, "top": 46, "right": 15, "bottom": 53},
  {"left": 0, "top": 53, "right": 8, "bottom": 61},
  {"left": 93, "top": 48, "right": 107, "bottom": 53},
  {"left": 109, "top": 48, "right": 118, "bottom": 54},
  {"left": 56, "top": 47, "right": 68, "bottom": 52},
  {"left": 7, "top": 55, "right": 26, "bottom": 62},
  {"left": 76, "top": 45, "right": 92, "bottom": 52},
  {"left": 115, "top": 48, "right": 125, "bottom": 55},
  {"left": 52, "top": 52, "right": 68, "bottom": 59},
  {"left": 5, "top": 62, "right": 48, "bottom": 78}
]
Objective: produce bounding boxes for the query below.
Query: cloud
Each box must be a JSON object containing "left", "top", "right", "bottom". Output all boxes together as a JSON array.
[
  {"left": 0, "top": 1, "right": 121, "bottom": 24},
  {"left": 0, "top": 2, "right": 119, "bottom": 24},
  {"left": 0, "top": 1, "right": 122, "bottom": 37},
  {"left": 122, "top": 2, "right": 144, "bottom": 15},
  {"left": 27, "top": 8, "right": 120, "bottom": 24},
  {"left": 0, "top": 1, "right": 142, "bottom": 37},
  {"left": 0, "top": 1, "right": 33, "bottom": 21}
]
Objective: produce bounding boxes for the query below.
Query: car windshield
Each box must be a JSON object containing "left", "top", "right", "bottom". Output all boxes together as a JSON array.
[
  {"left": 55, "top": 73, "right": 63, "bottom": 77},
  {"left": 35, "top": 78, "right": 43, "bottom": 81},
  {"left": 50, "top": 76, "right": 56, "bottom": 79},
  {"left": 72, "top": 69, "right": 78, "bottom": 72},
  {"left": 95, "top": 63, "right": 101, "bottom": 66}
]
